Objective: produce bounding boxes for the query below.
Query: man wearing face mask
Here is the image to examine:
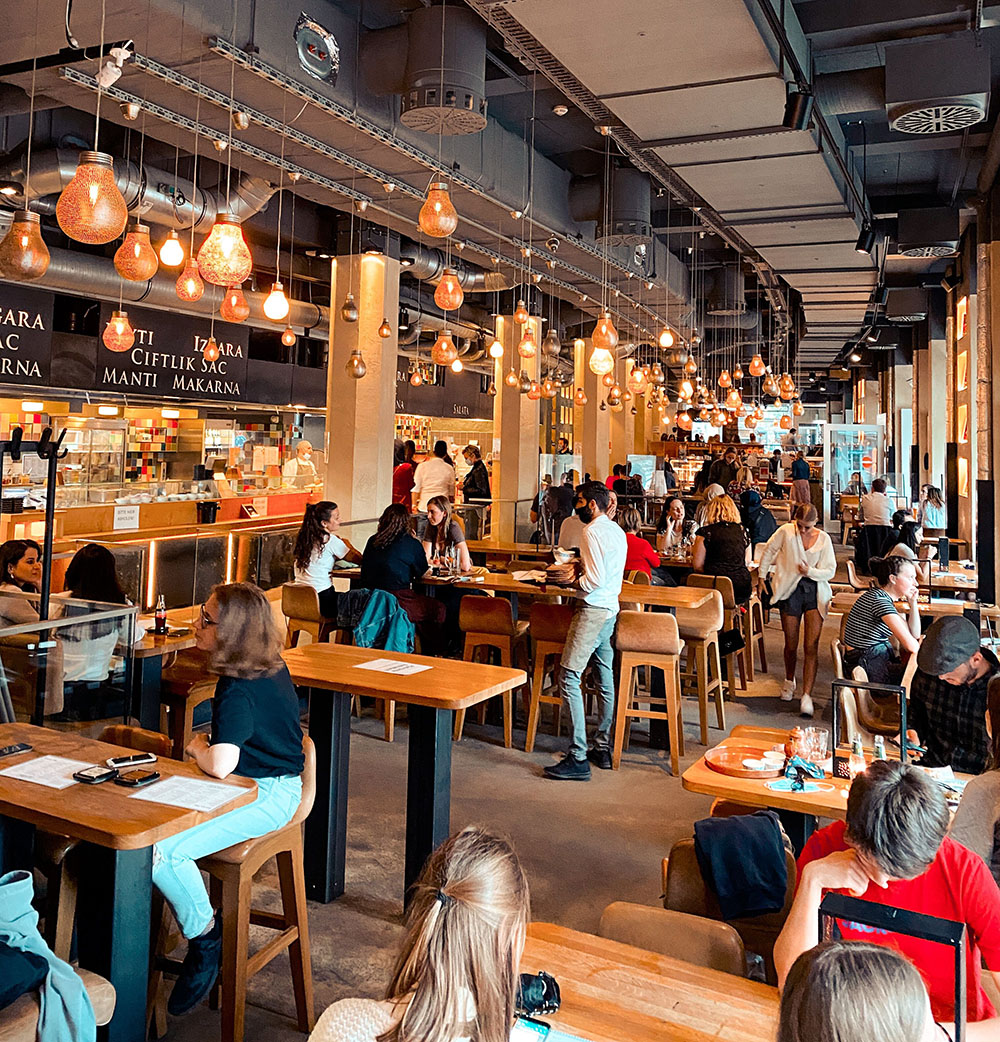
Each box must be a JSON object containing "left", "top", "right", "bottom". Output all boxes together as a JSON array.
[
  {"left": 282, "top": 439, "right": 318, "bottom": 484},
  {"left": 544, "top": 481, "right": 626, "bottom": 781},
  {"left": 909, "top": 616, "right": 1000, "bottom": 774}
]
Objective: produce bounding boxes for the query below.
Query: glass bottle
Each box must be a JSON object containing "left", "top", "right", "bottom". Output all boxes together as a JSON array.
[
  {"left": 873, "top": 735, "right": 886, "bottom": 760},
  {"left": 849, "top": 736, "right": 866, "bottom": 779},
  {"left": 154, "top": 594, "right": 167, "bottom": 635}
]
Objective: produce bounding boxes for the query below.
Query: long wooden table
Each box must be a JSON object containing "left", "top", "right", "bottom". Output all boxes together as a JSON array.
[
  {"left": 282, "top": 643, "right": 525, "bottom": 903},
  {"left": 830, "top": 590, "right": 1000, "bottom": 621},
  {"left": 523, "top": 922, "right": 778, "bottom": 1042},
  {"left": 466, "top": 539, "right": 554, "bottom": 561},
  {"left": 0, "top": 724, "right": 256, "bottom": 1042}
]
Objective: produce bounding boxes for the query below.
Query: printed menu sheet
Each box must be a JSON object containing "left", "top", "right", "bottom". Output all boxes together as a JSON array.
[
  {"left": 352, "top": 658, "right": 432, "bottom": 676},
  {"left": 129, "top": 775, "right": 247, "bottom": 812},
  {"left": 0, "top": 755, "right": 94, "bottom": 789}
]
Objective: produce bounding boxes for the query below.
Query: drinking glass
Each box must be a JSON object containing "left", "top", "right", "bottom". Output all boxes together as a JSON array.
[{"left": 803, "top": 726, "right": 829, "bottom": 763}]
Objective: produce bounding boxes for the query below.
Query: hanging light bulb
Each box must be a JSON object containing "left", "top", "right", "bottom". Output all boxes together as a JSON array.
[
  {"left": 591, "top": 311, "right": 618, "bottom": 350},
  {"left": 749, "top": 353, "right": 766, "bottom": 377},
  {"left": 434, "top": 269, "right": 464, "bottom": 310},
  {"left": 763, "top": 372, "right": 780, "bottom": 397},
  {"left": 488, "top": 338, "right": 504, "bottom": 359},
  {"left": 599, "top": 400, "right": 607, "bottom": 412},
  {"left": 56, "top": 151, "right": 128, "bottom": 244},
  {"left": 263, "top": 281, "right": 290, "bottom": 322},
  {"left": 698, "top": 407, "right": 711, "bottom": 421},
  {"left": 610, "top": 398, "right": 623, "bottom": 413},
  {"left": 513, "top": 299, "right": 530, "bottom": 325},
  {"left": 684, "top": 356, "right": 698, "bottom": 375},
  {"left": 541, "top": 377, "right": 557, "bottom": 399},
  {"left": 602, "top": 371, "right": 616, "bottom": 388},
  {"left": 609, "top": 382, "right": 622, "bottom": 399},
  {"left": 651, "top": 363, "right": 665, "bottom": 385},
  {"left": 677, "top": 410, "right": 693, "bottom": 431},
  {"left": 711, "top": 408, "right": 725, "bottom": 425},
  {"left": 725, "top": 388, "right": 742, "bottom": 409},
  {"left": 623, "top": 388, "right": 633, "bottom": 402},
  {"left": 735, "top": 403, "right": 745, "bottom": 417},
  {"left": 346, "top": 348, "right": 367, "bottom": 378},
  {"left": 0, "top": 211, "right": 49, "bottom": 280},
  {"left": 431, "top": 330, "right": 458, "bottom": 365},
  {"left": 158, "top": 229, "right": 185, "bottom": 267},
  {"left": 589, "top": 347, "right": 615, "bottom": 376},
  {"left": 542, "top": 328, "right": 561, "bottom": 358},
  {"left": 792, "top": 398, "right": 804, "bottom": 416},
  {"left": 102, "top": 310, "right": 135, "bottom": 352},
  {"left": 519, "top": 371, "right": 532, "bottom": 393},
  {"left": 779, "top": 413, "right": 793, "bottom": 430},
  {"left": 418, "top": 181, "right": 458, "bottom": 238},
  {"left": 628, "top": 366, "right": 646, "bottom": 393},
  {"left": 202, "top": 336, "right": 221, "bottom": 363},
  {"left": 378, "top": 318, "right": 393, "bottom": 339},
  {"left": 679, "top": 379, "right": 694, "bottom": 399},
  {"left": 220, "top": 285, "right": 250, "bottom": 323},
  {"left": 410, "top": 369, "right": 424, "bottom": 387},
  {"left": 778, "top": 372, "right": 796, "bottom": 399},
  {"left": 281, "top": 327, "right": 297, "bottom": 347},
  {"left": 504, "top": 368, "right": 520, "bottom": 388},
  {"left": 733, "top": 364, "right": 744, "bottom": 381},
  {"left": 175, "top": 261, "right": 204, "bottom": 302},
  {"left": 114, "top": 222, "right": 158, "bottom": 281},
  {"left": 196, "top": 213, "right": 253, "bottom": 286},
  {"left": 754, "top": 404, "right": 765, "bottom": 420},
  {"left": 517, "top": 328, "right": 537, "bottom": 358},
  {"left": 717, "top": 369, "right": 732, "bottom": 389},
  {"left": 340, "top": 293, "right": 359, "bottom": 323},
  {"left": 450, "top": 357, "right": 464, "bottom": 373},
  {"left": 744, "top": 415, "right": 758, "bottom": 430},
  {"left": 574, "top": 387, "right": 588, "bottom": 406},
  {"left": 487, "top": 381, "right": 497, "bottom": 397},
  {"left": 658, "top": 326, "right": 674, "bottom": 348}
]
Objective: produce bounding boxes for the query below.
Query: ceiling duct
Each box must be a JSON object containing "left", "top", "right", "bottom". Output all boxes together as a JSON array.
[
  {"left": 892, "top": 207, "right": 960, "bottom": 258},
  {"left": 360, "top": 6, "right": 487, "bottom": 136},
  {"left": 398, "top": 240, "right": 512, "bottom": 292},
  {"left": 706, "top": 266, "right": 746, "bottom": 317},
  {"left": 885, "top": 36, "right": 990, "bottom": 135},
  {"left": 863, "top": 327, "right": 901, "bottom": 351},
  {"left": 885, "top": 288, "right": 928, "bottom": 323},
  {"left": 567, "top": 165, "right": 652, "bottom": 248}
]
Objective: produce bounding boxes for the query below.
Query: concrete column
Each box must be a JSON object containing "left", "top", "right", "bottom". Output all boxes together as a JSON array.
[
  {"left": 325, "top": 253, "right": 399, "bottom": 519},
  {"left": 915, "top": 314, "right": 946, "bottom": 490},
  {"left": 492, "top": 315, "right": 541, "bottom": 540},
  {"left": 574, "top": 337, "right": 611, "bottom": 483},
  {"left": 609, "top": 362, "right": 635, "bottom": 466}
]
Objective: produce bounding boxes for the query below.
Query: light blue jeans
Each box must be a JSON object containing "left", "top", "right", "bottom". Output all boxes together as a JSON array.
[
  {"left": 152, "top": 774, "right": 302, "bottom": 938},
  {"left": 560, "top": 605, "right": 618, "bottom": 760}
]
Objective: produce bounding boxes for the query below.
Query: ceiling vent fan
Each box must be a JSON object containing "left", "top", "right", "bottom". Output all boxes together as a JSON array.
[{"left": 892, "top": 207, "right": 960, "bottom": 259}]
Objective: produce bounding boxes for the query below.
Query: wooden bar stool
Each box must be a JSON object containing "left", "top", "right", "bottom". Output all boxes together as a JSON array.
[
  {"left": 200, "top": 736, "right": 316, "bottom": 1042},
  {"left": 281, "top": 583, "right": 335, "bottom": 648},
  {"left": 742, "top": 573, "right": 767, "bottom": 680},
  {"left": 453, "top": 596, "right": 529, "bottom": 747},
  {"left": 524, "top": 603, "right": 573, "bottom": 752},
  {"left": 686, "top": 575, "right": 743, "bottom": 694},
  {"left": 612, "top": 611, "right": 685, "bottom": 775},
  {"left": 674, "top": 588, "right": 725, "bottom": 744}
]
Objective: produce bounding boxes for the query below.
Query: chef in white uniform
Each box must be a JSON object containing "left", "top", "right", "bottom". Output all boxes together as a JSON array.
[{"left": 282, "top": 440, "right": 318, "bottom": 483}]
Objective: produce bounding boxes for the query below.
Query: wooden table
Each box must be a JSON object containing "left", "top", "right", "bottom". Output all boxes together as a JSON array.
[
  {"left": 466, "top": 539, "right": 554, "bottom": 562},
  {"left": 0, "top": 723, "right": 256, "bottom": 1042},
  {"left": 522, "top": 923, "right": 778, "bottom": 1042},
  {"left": 281, "top": 643, "right": 525, "bottom": 903},
  {"left": 830, "top": 590, "right": 999, "bottom": 622},
  {"left": 132, "top": 605, "right": 199, "bottom": 730}
]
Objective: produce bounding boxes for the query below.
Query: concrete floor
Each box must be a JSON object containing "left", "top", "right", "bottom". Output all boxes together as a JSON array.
[{"left": 169, "top": 561, "right": 850, "bottom": 1042}]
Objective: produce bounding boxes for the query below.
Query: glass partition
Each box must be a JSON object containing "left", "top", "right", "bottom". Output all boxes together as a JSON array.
[{"left": 822, "top": 423, "right": 885, "bottom": 532}]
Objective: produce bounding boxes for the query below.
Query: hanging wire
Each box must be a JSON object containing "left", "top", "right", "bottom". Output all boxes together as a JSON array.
[
  {"left": 93, "top": 0, "right": 108, "bottom": 149},
  {"left": 274, "top": 94, "right": 288, "bottom": 282},
  {"left": 24, "top": 0, "right": 40, "bottom": 204}
]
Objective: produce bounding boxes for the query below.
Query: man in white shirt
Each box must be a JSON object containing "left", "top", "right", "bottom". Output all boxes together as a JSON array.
[
  {"left": 282, "top": 440, "right": 318, "bottom": 482},
  {"left": 411, "top": 440, "right": 456, "bottom": 537},
  {"left": 859, "top": 477, "right": 893, "bottom": 525},
  {"left": 544, "top": 481, "right": 627, "bottom": 780}
]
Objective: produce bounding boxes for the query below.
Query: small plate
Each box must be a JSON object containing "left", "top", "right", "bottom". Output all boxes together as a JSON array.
[{"left": 704, "top": 746, "right": 784, "bottom": 779}]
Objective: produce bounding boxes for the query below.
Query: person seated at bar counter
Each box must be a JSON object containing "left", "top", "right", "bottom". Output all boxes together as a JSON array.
[
  {"left": 293, "top": 501, "right": 363, "bottom": 617},
  {"left": 0, "top": 538, "right": 43, "bottom": 625},
  {"left": 773, "top": 760, "right": 1000, "bottom": 1036},
  {"left": 157, "top": 583, "right": 305, "bottom": 1017},
  {"left": 309, "top": 827, "right": 529, "bottom": 1042},
  {"left": 779, "top": 941, "right": 941, "bottom": 1042}
]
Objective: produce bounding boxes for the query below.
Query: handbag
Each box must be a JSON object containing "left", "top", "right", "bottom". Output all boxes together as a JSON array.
[{"left": 718, "top": 626, "right": 746, "bottom": 656}]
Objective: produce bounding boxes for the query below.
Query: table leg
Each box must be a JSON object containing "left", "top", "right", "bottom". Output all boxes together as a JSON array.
[
  {"left": 303, "top": 687, "right": 351, "bottom": 902},
  {"left": 405, "top": 704, "right": 452, "bottom": 897},
  {"left": 0, "top": 814, "right": 35, "bottom": 873},
  {"left": 76, "top": 844, "right": 153, "bottom": 1042},
  {"left": 777, "top": 809, "right": 816, "bottom": 856},
  {"left": 136, "top": 656, "right": 163, "bottom": 731}
]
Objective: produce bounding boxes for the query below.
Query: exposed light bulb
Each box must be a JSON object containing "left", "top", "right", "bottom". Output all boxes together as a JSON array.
[
  {"left": 431, "top": 330, "right": 458, "bottom": 365},
  {"left": 202, "top": 336, "right": 220, "bottom": 362},
  {"left": 220, "top": 285, "right": 250, "bottom": 323},
  {"left": 0, "top": 211, "right": 49, "bottom": 280},
  {"left": 56, "top": 151, "right": 128, "bottom": 244},
  {"left": 574, "top": 387, "right": 588, "bottom": 406},
  {"left": 450, "top": 357, "right": 464, "bottom": 373},
  {"left": 158, "top": 229, "right": 185, "bottom": 267},
  {"left": 340, "top": 293, "right": 359, "bottom": 323},
  {"left": 175, "top": 261, "right": 204, "bottom": 302},
  {"left": 517, "top": 329, "right": 537, "bottom": 358},
  {"left": 513, "top": 300, "right": 529, "bottom": 324},
  {"left": 378, "top": 318, "right": 393, "bottom": 339},
  {"left": 588, "top": 347, "right": 614, "bottom": 376},
  {"left": 197, "top": 214, "right": 253, "bottom": 286},
  {"left": 409, "top": 369, "right": 423, "bottom": 387},
  {"left": 658, "top": 326, "right": 674, "bottom": 348},
  {"left": 263, "top": 281, "right": 290, "bottom": 321},
  {"left": 504, "top": 368, "right": 520, "bottom": 388},
  {"left": 418, "top": 181, "right": 458, "bottom": 238},
  {"left": 281, "top": 327, "right": 297, "bottom": 347},
  {"left": 114, "top": 222, "right": 158, "bottom": 281},
  {"left": 488, "top": 338, "right": 504, "bottom": 359},
  {"left": 102, "top": 310, "right": 134, "bottom": 352},
  {"left": 434, "top": 269, "right": 464, "bottom": 310},
  {"left": 346, "top": 348, "right": 367, "bottom": 378}
]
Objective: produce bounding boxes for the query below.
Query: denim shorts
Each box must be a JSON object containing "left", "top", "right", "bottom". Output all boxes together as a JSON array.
[{"left": 774, "top": 576, "right": 819, "bottom": 618}]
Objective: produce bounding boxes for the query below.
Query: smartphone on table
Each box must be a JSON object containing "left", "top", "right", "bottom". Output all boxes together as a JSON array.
[
  {"left": 73, "top": 764, "right": 118, "bottom": 785},
  {"left": 106, "top": 752, "right": 157, "bottom": 770},
  {"left": 114, "top": 769, "right": 161, "bottom": 787}
]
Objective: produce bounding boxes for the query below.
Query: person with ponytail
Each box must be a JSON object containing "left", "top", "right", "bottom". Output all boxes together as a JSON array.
[
  {"left": 292, "top": 501, "right": 362, "bottom": 617},
  {"left": 309, "top": 826, "right": 529, "bottom": 1042}
]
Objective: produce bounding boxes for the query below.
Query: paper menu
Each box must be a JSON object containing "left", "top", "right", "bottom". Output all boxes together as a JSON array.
[
  {"left": 352, "top": 658, "right": 432, "bottom": 676},
  {"left": 129, "top": 775, "right": 246, "bottom": 812},
  {"left": 0, "top": 755, "right": 94, "bottom": 789}
]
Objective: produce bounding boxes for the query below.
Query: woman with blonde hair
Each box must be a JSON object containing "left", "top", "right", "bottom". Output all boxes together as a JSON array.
[
  {"left": 155, "top": 582, "right": 305, "bottom": 1017},
  {"left": 692, "top": 493, "right": 753, "bottom": 604},
  {"left": 310, "top": 826, "right": 530, "bottom": 1042}
]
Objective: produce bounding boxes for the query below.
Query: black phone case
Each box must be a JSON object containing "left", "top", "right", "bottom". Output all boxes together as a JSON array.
[
  {"left": 73, "top": 769, "right": 117, "bottom": 784},
  {"left": 114, "top": 770, "right": 161, "bottom": 787}
]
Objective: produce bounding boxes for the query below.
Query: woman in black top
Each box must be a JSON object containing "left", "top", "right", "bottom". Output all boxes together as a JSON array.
[
  {"left": 361, "top": 504, "right": 446, "bottom": 652},
  {"left": 692, "top": 493, "right": 753, "bottom": 604},
  {"left": 460, "top": 444, "right": 491, "bottom": 504},
  {"left": 152, "top": 582, "right": 304, "bottom": 1017}
]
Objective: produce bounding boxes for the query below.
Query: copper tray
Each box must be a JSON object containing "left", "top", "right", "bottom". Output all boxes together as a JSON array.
[{"left": 704, "top": 745, "right": 785, "bottom": 779}]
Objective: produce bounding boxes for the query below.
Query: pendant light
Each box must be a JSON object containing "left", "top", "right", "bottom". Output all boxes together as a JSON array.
[
  {"left": 658, "top": 326, "right": 674, "bottom": 349},
  {"left": 519, "top": 371, "right": 532, "bottom": 393},
  {"left": 114, "top": 222, "right": 158, "bottom": 281},
  {"left": 378, "top": 318, "right": 393, "bottom": 339},
  {"left": 541, "top": 377, "right": 557, "bottom": 399},
  {"left": 450, "top": 357, "right": 464, "bottom": 374},
  {"left": 733, "top": 364, "right": 744, "bottom": 380},
  {"left": 176, "top": 262, "right": 204, "bottom": 302},
  {"left": 526, "top": 381, "right": 542, "bottom": 401},
  {"left": 599, "top": 400, "right": 607, "bottom": 412},
  {"left": 779, "top": 413, "right": 793, "bottom": 430},
  {"left": 102, "top": 310, "right": 135, "bottom": 352},
  {"left": 651, "top": 363, "right": 665, "bottom": 385},
  {"left": 281, "top": 327, "right": 297, "bottom": 347},
  {"left": 504, "top": 368, "right": 519, "bottom": 388},
  {"left": 744, "top": 415, "right": 758, "bottom": 430},
  {"left": 542, "top": 328, "right": 561, "bottom": 359},
  {"left": 589, "top": 345, "right": 615, "bottom": 376},
  {"left": 778, "top": 372, "right": 796, "bottom": 399},
  {"left": 434, "top": 269, "right": 464, "bottom": 310},
  {"left": 749, "top": 353, "right": 766, "bottom": 377},
  {"left": 158, "top": 229, "right": 185, "bottom": 267},
  {"left": 677, "top": 410, "right": 693, "bottom": 431},
  {"left": 418, "top": 182, "right": 458, "bottom": 238},
  {"left": 488, "top": 338, "right": 504, "bottom": 359},
  {"left": 410, "top": 369, "right": 424, "bottom": 387},
  {"left": 717, "top": 369, "right": 732, "bottom": 389},
  {"left": 0, "top": 211, "right": 49, "bottom": 281},
  {"left": 197, "top": 214, "right": 253, "bottom": 286},
  {"left": 346, "top": 348, "right": 367, "bottom": 378},
  {"left": 431, "top": 330, "right": 458, "bottom": 365},
  {"left": 263, "top": 281, "right": 290, "bottom": 321},
  {"left": 683, "top": 356, "right": 698, "bottom": 376},
  {"left": 763, "top": 372, "right": 780, "bottom": 397},
  {"left": 725, "top": 388, "right": 742, "bottom": 409},
  {"left": 792, "top": 398, "right": 804, "bottom": 416},
  {"left": 591, "top": 311, "right": 618, "bottom": 350},
  {"left": 340, "top": 293, "right": 359, "bottom": 323},
  {"left": 623, "top": 388, "right": 633, "bottom": 402},
  {"left": 628, "top": 366, "right": 645, "bottom": 393},
  {"left": 220, "top": 285, "right": 250, "bottom": 323},
  {"left": 202, "top": 336, "right": 220, "bottom": 362},
  {"left": 513, "top": 299, "right": 529, "bottom": 325},
  {"left": 574, "top": 387, "right": 588, "bottom": 406},
  {"left": 487, "top": 381, "right": 497, "bottom": 397},
  {"left": 517, "top": 328, "right": 537, "bottom": 358},
  {"left": 601, "top": 371, "right": 615, "bottom": 388},
  {"left": 57, "top": 152, "right": 128, "bottom": 244}
]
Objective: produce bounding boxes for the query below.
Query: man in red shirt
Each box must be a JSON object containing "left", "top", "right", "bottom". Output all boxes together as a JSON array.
[{"left": 774, "top": 760, "right": 1000, "bottom": 1037}]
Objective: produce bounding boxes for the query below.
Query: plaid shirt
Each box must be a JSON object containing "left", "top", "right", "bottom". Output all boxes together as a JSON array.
[{"left": 909, "top": 648, "right": 999, "bottom": 775}]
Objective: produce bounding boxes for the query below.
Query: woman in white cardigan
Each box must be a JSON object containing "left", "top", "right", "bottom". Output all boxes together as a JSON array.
[{"left": 756, "top": 503, "right": 836, "bottom": 719}]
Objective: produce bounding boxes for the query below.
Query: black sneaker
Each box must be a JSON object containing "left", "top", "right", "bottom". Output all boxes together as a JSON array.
[
  {"left": 587, "top": 747, "right": 613, "bottom": 770},
  {"left": 543, "top": 754, "right": 591, "bottom": 781},
  {"left": 168, "top": 916, "right": 222, "bottom": 1017}
]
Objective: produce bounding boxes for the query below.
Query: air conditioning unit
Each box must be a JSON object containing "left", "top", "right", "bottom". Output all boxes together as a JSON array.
[
  {"left": 886, "top": 35, "right": 990, "bottom": 134},
  {"left": 892, "top": 207, "right": 960, "bottom": 258},
  {"left": 885, "top": 288, "right": 928, "bottom": 323}
]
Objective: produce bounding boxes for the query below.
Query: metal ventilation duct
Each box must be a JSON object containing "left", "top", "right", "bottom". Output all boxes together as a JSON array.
[
  {"left": 567, "top": 166, "right": 652, "bottom": 248},
  {"left": 892, "top": 207, "right": 960, "bottom": 258},
  {"left": 706, "top": 266, "right": 746, "bottom": 317},
  {"left": 886, "top": 288, "right": 928, "bottom": 323},
  {"left": 885, "top": 36, "right": 990, "bottom": 135},
  {"left": 361, "top": 6, "right": 487, "bottom": 136},
  {"left": 398, "top": 240, "right": 512, "bottom": 292}
]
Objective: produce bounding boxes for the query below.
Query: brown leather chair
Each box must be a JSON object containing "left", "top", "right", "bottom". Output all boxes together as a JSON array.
[
  {"left": 661, "top": 836, "right": 796, "bottom": 985},
  {"left": 674, "top": 587, "right": 725, "bottom": 744},
  {"left": 453, "top": 595, "right": 529, "bottom": 747},
  {"left": 1, "top": 970, "right": 115, "bottom": 1042},
  {"left": 525, "top": 603, "right": 573, "bottom": 752},
  {"left": 612, "top": 610, "right": 685, "bottom": 775},
  {"left": 598, "top": 902, "right": 745, "bottom": 977}
]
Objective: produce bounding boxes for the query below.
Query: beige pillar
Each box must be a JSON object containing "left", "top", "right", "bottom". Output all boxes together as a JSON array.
[
  {"left": 574, "top": 337, "right": 611, "bottom": 483},
  {"left": 916, "top": 328, "right": 946, "bottom": 489},
  {"left": 492, "top": 315, "right": 541, "bottom": 540},
  {"left": 325, "top": 253, "right": 399, "bottom": 519}
]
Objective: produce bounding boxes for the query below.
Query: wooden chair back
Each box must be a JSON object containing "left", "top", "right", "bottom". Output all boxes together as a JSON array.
[
  {"left": 459, "top": 594, "right": 516, "bottom": 636},
  {"left": 687, "top": 573, "right": 736, "bottom": 611},
  {"left": 98, "top": 724, "right": 173, "bottom": 759},
  {"left": 281, "top": 583, "right": 323, "bottom": 623}
]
